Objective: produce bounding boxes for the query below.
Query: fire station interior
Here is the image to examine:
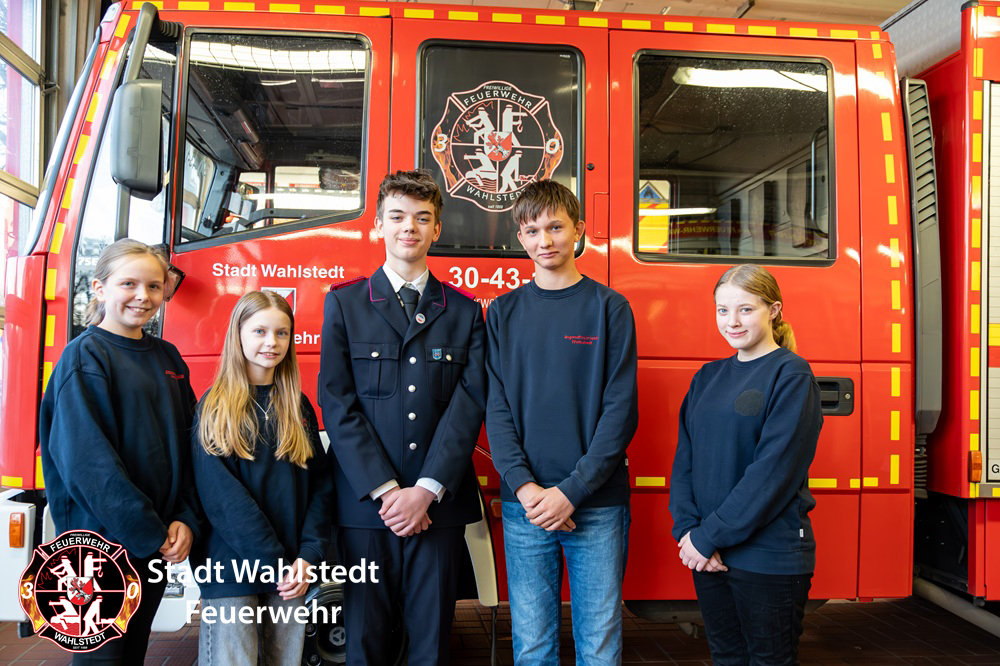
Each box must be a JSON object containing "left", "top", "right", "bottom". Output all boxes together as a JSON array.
[{"left": 3, "top": 0, "right": 1000, "bottom": 664}]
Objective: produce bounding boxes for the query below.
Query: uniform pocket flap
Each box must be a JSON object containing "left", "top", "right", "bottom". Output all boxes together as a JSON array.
[
  {"left": 425, "top": 346, "right": 468, "bottom": 364},
  {"left": 350, "top": 342, "right": 400, "bottom": 360}
]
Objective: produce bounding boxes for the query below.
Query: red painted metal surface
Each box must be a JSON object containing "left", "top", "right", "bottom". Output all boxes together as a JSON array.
[{"left": 6, "top": 0, "right": 981, "bottom": 605}]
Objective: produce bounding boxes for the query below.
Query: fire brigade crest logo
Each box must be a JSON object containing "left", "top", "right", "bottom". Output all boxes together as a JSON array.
[
  {"left": 19, "top": 530, "right": 141, "bottom": 652},
  {"left": 430, "top": 80, "right": 564, "bottom": 212}
]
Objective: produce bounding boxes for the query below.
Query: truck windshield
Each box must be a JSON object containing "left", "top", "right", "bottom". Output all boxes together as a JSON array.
[{"left": 177, "top": 32, "right": 368, "bottom": 244}]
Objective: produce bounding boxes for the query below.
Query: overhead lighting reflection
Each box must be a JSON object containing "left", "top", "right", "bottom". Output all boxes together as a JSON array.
[
  {"left": 189, "top": 41, "right": 367, "bottom": 73},
  {"left": 673, "top": 67, "right": 827, "bottom": 92},
  {"left": 639, "top": 207, "right": 717, "bottom": 216}
]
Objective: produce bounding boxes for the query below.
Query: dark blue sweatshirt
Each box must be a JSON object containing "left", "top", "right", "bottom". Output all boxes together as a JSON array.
[
  {"left": 669, "top": 347, "right": 823, "bottom": 575},
  {"left": 486, "top": 277, "right": 639, "bottom": 508},
  {"left": 190, "top": 387, "right": 334, "bottom": 599},
  {"left": 38, "top": 326, "right": 200, "bottom": 558}
]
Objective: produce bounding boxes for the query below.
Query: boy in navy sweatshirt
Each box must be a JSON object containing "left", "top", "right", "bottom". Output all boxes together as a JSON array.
[{"left": 486, "top": 180, "right": 638, "bottom": 665}]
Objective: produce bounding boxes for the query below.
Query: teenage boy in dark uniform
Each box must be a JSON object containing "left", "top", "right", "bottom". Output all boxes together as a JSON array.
[
  {"left": 318, "top": 169, "right": 486, "bottom": 665},
  {"left": 486, "top": 180, "right": 639, "bottom": 665}
]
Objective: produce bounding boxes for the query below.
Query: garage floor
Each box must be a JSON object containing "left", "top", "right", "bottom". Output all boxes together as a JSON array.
[{"left": 2, "top": 596, "right": 1000, "bottom": 665}]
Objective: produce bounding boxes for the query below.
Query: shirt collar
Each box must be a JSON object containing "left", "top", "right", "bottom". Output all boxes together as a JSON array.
[{"left": 382, "top": 264, "right": 429, "bottom": 296}]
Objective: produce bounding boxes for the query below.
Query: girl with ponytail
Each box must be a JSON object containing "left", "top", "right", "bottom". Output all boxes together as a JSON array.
[{"left": 669, "top": 264, "right": 823, "bottom": 665}]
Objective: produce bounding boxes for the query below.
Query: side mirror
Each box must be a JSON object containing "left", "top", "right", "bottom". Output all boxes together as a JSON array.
[{"left": 109, "top": 79, "right": 163, "bottom": 199}]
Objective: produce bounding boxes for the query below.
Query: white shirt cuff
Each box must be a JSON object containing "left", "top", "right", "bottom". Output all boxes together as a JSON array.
[
  {"left": 416, "top": 478, "right": 446, "bottom": 502},
  {"left": 370, "top": 480, "right": 399, "bottom": 500}
]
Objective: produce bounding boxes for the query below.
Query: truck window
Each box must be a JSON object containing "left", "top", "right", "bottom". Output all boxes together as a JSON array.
[
  {"left": 71, "top": 40, "right": 176, "bottom": 339},
  {"left": 420, "top": 43, "right": 581, "bottom": 256},
  {"left": 635, "top": 53, "right": 832, "bottom": 261},
  {"left": 176, "top": 33, "right": 367, "bottom": 245}
]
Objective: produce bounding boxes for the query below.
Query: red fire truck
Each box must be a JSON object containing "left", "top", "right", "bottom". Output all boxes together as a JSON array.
[
  {"left": 884, "top": 0, "right": 1000, "bottom": 606},
  {"left": 0, "top": 0, "right": 994, "bottom": 659}
]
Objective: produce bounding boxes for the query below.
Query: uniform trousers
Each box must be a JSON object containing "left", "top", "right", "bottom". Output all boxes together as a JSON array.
[{"left": 339, "top": 525, "right": 466, "bottom": 666}]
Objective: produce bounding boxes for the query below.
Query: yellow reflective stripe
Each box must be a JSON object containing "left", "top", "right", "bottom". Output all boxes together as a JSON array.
[
  {"left": 50, "top": 223, "right": 66, "bottom": 254},
  {"left": 635, "top": 477, "right": 666, "bottom": 487},
  {"left": 42, "top": 361, "right": 53, "bottom": 393},
  {"left": 45, "top": 269, "right": 57, "bottom": 301}
]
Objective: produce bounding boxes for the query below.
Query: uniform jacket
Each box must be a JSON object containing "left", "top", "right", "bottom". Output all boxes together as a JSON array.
[{"left": 318, "top": 267, "right": 486, "bottom": 529}]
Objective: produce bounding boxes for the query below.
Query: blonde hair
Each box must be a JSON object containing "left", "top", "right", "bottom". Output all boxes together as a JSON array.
[
  {"left": 86, "top": 239, "right": 169, "bottom": 326},
  {"left": 714, "top": 264, "right": 796, "bottom": 353},
  {"left": 198, "top": 291, "right": 313, "bottom": 467}
]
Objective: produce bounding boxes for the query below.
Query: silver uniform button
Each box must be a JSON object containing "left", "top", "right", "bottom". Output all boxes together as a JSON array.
[
  {"left": 409, "top": 357, "right": 417, "bottom": 364},
  {"left": 408, "top": 385, "right": 416, "bottom": 393},
  {"left": 446, "top": 354, "right": 452, "bottom": 361},
  {"left": 409, "top": 442, "right": 418, "bottom": 450},
  {"left": 371, "top": 351, "right": 379, "bottom": 358},
  {"left": 408, "top": 412, "right": 416, "bottom": 421}
]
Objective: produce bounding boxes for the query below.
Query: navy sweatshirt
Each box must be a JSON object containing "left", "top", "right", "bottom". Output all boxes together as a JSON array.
[
  {"left": 486, "top": 277, "right": 639, "bottom": 508},
  {"left": 38, "top": 326, "right": 200, "bottom": 558},
  {"left": 190, "top": 387, "right": 334, "bottom": 599},
  {"left": 669, "top": 347, "right": 823, "bottom": 575}
]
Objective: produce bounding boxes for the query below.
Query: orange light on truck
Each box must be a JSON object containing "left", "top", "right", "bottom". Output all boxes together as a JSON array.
[
  {"left": 9, "top": 512, "right": 24, "bottom": 548},
  {"left": 969, "top": 451, "right": 983, "bottom": 484}
]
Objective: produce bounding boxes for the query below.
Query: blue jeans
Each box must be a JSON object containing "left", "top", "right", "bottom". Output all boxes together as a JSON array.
[
  {"left": 502, "top": 501, "right": 630, "bottom": 666},
  {"left": 692, "top": 567, "right": 812, "bottom": 666},
  {"left": 199, "top": 592, "right": 306, "bottom": 666}
]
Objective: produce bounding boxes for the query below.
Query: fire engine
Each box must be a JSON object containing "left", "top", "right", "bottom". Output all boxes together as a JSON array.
[{"left": 0, "top": 0, "right": 996, "bottom": 660}]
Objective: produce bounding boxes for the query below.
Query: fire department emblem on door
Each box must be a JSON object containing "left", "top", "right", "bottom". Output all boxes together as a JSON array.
[
  {"left": 19, "top": 530, "right": 141, "bottom": 652},
  {"left": 430, "top": 80, "right": 564, "bottom": 212}
]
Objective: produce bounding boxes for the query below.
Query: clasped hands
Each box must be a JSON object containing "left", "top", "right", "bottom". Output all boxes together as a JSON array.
[
  {"left": 515, "top": 482, "right": 576, "bottom": 532},
  {"left": 677, "top": 531, "right": 727, "bottom": 573},
  {"left": 379, "top": 486, "right": 436, "bottom": 537},
  {"left": 159, "top": 520, "right": 193, "bottom": 563}
]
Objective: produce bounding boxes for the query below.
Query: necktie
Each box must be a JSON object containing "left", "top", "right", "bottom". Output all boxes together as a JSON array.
[{"left": 399, "top": 285, "right": 419, "bottom": 322}]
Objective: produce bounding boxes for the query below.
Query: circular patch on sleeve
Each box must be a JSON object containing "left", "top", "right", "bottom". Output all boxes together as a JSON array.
[{"left": 734, "top": 389, "right": 765, "bottom": 417}]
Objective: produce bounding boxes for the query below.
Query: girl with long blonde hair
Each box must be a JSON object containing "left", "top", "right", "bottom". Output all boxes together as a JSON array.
[
  {"left": 669, "top": 264, "right": 823, "bottom": 665},
  {"left": 191, "top": 290, "right": 333, "bottom": 666}
]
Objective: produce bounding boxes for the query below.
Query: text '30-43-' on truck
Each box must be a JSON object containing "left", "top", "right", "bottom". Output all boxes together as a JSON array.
[{"left": 2, "top": 0, "right": 999, "bottom": 661}]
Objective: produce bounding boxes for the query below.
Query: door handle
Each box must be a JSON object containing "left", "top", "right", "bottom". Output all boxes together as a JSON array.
[{"left": 815, "top": 377, "right": 854, "bottom": 416}]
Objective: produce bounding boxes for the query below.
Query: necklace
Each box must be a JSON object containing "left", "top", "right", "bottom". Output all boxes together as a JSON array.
[{"left": 250, "top": 395, "right": 269, "bottom": 422}]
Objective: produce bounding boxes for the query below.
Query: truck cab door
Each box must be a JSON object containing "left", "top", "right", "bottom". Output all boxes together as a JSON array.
[
  {"left": 609, "top": 27, "right": 863, "bottom": 601},
  {"left": 162, "top": 13, "right": 392, "bottom": 402}
]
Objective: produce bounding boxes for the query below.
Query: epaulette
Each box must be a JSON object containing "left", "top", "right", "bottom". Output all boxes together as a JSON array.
[
  {"left": 444, "top": 282, "right": 477, "bottom": 301},
  {"left": 328, "top": 275, "right": 367, "bottom": 292}
]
